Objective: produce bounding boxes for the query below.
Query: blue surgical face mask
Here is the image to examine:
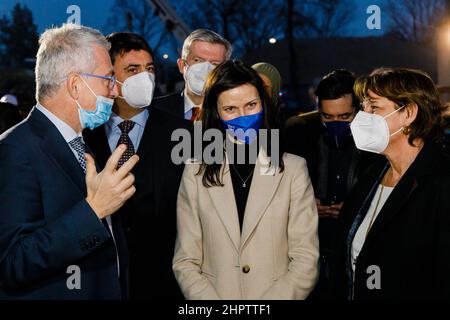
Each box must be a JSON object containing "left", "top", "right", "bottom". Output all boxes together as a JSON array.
[
  {"left": 221, "top": 110, "right": 263, "bottom": 144},
  {"left": 75, "top": 77, "right": 114, "bottom": 130},
  {"left": 322, "top": 121, "right": 353, "bottom": 148}
]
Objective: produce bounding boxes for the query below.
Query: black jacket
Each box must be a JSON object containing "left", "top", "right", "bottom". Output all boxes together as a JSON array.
[
  {"left": 83, "top": 106, "right": 192, "bottom": 300},
  {"left": 152, "top": 92, "right": 185, "bottom": 120},
  {"left": 330, "top": 143, "right": 450, "bottom": 299}
]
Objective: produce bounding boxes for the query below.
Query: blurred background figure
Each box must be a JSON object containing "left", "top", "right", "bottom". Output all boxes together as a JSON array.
[
  {"left": 252, "top": 62, "right": 283, "bottom": 124},
  {"left": 442, "top": 102, "right": 450, "bottom": 154},
  {"left": 285, "top": 69, "right": 377, "bottom": 299},
  {"left": 0, "top": 94, "right": 19, "bottom": 107},
  {"left": 252, "top": 62, "right": 282, "bottom": 111},
  {"left": 0, "top": 101, "right": 22, "bottom": 134},
  {"left": 152, "top": 29, "right": 232, "bottom": 122}
]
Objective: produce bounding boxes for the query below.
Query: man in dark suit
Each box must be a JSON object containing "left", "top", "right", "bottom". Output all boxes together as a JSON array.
[
  {"left": 83, "top": 32, "right": 191, "bottom": 300},
  {"left": 0, "top": 24, "right": 138, "bottom": 299},
  {"left": 285, "top": 69, "right": 378, "bottom": 299},
  {"left": 152, "top": 29, "right": 232, "bottom": 121}
]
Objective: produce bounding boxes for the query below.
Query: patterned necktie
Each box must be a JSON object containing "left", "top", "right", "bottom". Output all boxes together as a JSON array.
[
  {"left": 68, "top": 137, "right": 87, "bottom": 173},
  {"left": 116, "top": 120, "right": 136, "bottom": 169},
  {"left": 190, "top": 106, "right": 201, "bottom": 121}
]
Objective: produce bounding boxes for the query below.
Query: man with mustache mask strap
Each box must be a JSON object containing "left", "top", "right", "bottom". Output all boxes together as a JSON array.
[
  {"left": 83, "top": 32, "right": 191, "bottom": 300},
  {"left": 152, "top": 29, "right": 232, "bottom": 122}
]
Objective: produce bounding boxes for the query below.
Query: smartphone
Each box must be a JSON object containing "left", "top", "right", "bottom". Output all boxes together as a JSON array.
[{"left": 320, "top": 199, "right": 336, "bottom": 206}]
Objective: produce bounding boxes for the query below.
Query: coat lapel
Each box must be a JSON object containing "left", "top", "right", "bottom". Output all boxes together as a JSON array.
[
  {"left": 29, "top": 107, "right": 86, "bottom": 194},
  {"left": 240, "top": 149, "right": 283, "bottom": 250},
  {"left": 206, "top": 155, "right": 241, "bottom": 253},
  {"left": 362, "top": 144, "right": 436, "bottom": 247}
]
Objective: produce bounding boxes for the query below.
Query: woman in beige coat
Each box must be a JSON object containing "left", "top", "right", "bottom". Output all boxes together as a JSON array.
[{"left": 173, "top": 60, "right": 319, "bottom": 300}]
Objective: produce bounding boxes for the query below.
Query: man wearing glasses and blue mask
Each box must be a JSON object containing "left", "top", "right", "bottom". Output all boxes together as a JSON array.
[
  {"left": 285, "top": 69, "right": 377, "bottom": 299},
  {"left": 0, "top": 24, "right": 139, "bottom": 299},
  {"left": 153, "top": 29, "right": 232, "bottom": 121},
  {"left": 83, "top": 32, "right": 190, "bottom": 300}
]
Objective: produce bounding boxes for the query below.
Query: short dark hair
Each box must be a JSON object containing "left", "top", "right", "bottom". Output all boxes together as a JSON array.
[
  {"left": 199, "top": 59, "right": 285, "bottom": 187},
  {"left": 106, "top": 32, "right": 153, "bottom": 64},
  {"left": 354, "top": 67, "right": 445, "bottom": 146},
  {"left": 315, "top": 69, "right": 357, "bottom": 109}
]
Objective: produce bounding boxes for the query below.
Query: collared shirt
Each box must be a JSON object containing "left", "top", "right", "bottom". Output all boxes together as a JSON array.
[
  {"left": 36, "top": 103, "right": 120, "bottom": 276},
  {"left": 104, "top": 108, "right": 149, "bottom": 152},
  {"left": 36, "top": 103, "right": 82, "bottom": 160},
  {"left": 183, "top": 90, "right": 198, "bottom": 120}
]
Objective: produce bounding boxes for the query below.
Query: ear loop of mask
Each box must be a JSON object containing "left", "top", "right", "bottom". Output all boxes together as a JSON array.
[
  {"left": 115, "top": 79, "right": 126, "bottom": 100},
  {"left": 75, "top": 75, "right": 98, "bottom": 110},
  {"left": 384, "top": 104, "right": 406, "bottom": 137}
]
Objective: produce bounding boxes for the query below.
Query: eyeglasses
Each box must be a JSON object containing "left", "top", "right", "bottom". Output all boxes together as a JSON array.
[
  {"left": 79, "top": 73, "right": 117, "bottom": 90},
  {"left": 360, "top": 99, "right": 406, "bottom": 113}
]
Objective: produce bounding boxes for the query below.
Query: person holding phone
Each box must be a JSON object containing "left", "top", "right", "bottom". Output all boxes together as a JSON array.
[{"left": 285, "top": 69, "right": 377, "bottom": 299}]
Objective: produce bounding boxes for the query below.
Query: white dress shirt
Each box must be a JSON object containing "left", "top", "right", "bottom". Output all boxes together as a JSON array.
[
  {"left": 183, "top": 90, "right": 197, "bottom": 120},
  {"left": 104, "top": 108, "right": 149, "bottom": 152}
]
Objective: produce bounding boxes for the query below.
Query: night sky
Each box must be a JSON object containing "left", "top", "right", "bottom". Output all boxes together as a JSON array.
[
  {"left": 0, "top": 0, "right": 388, "bottom": 61},
  {"left": 0, "top": 0, "right": 388, "bottom": 35}
]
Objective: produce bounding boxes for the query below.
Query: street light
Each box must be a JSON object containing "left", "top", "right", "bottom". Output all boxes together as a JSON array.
[
  {"left": 269, "top": 37, "right": 277, "bottom": 44},
  {"left": 437, "top": 21, "right": 450, "bottom": 88},
  {"left": 163, "top": 53, "right": 169, "bottom": 59},
  {"left": 445, "top": 25, "right": 450, "bottom": 46}
]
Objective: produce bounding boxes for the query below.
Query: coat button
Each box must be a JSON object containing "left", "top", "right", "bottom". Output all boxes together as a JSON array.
[{"left": 242, "top": 265, "right": 250, "bottom": 273}]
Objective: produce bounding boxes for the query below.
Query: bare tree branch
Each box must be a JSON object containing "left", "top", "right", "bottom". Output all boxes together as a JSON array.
[
  {"left": 106, "top": 0, "right": 176, "bottom": 55},
  {"left": 386, "top": 0, "right": 446, "bottom": 43}
]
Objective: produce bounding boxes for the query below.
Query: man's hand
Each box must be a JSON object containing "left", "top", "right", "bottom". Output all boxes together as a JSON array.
[
  {"left": 85, "top": 144, "right": 139, "bottom": 219},
  {"left": 316, "top": 199, "right": 343, "bottom": 219}
]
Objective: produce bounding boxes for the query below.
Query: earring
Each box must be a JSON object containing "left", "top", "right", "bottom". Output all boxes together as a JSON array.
[{"left": 402, "top": 126, "right": 410, "bottom": 135}]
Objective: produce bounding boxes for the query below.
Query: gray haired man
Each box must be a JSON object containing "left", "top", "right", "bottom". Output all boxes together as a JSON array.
[
  {"left": 0, "top": 24, "right": 138, "bottom": 299},
  {"left": 153, "top": 29, "right": 232, "bottom": 121}
]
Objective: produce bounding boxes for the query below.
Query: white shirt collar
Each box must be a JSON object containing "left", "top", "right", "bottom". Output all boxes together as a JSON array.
[
  {"left": 107, "top": 108, "right": 149, "bottom": 130},
  {"left": 183, "top": 89, "right": 198, "bottom": 114},
  {"left": 36, "top": 103, "right": 81, "bottom": 143}
]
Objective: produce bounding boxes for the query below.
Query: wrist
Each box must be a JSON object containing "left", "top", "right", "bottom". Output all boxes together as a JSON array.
[{"left": 85, "top": 197, "right": 104, "bottom": 219}]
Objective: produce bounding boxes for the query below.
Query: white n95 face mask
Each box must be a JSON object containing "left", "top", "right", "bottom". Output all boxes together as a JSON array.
[
  {"left": 118, "top": 71, "right": 155, "bottom": 108},
  {"left": 350, "top": 105, "right": 405, "bottom": 154},
  {"left": 185, "top": 61, "right": 215, "bottom": 96}
]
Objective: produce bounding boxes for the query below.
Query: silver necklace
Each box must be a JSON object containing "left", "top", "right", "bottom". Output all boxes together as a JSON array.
[{"left": 230, "top": 164, "right": 255, "bottom": 188}]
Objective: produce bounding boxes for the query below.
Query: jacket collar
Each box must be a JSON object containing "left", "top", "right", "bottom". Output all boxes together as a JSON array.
[{"left": 29, "top": 107, "right": 86, "bottom": 194}]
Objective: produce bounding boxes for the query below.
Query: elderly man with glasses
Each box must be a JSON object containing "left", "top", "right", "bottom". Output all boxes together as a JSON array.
[{"left": 0, "top": 24, "right": 138, "bottom": 300}]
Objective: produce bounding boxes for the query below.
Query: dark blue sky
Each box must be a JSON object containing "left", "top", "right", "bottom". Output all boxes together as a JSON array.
[{"left": 0, "top": 0, "right": 388, "bottom": 58}]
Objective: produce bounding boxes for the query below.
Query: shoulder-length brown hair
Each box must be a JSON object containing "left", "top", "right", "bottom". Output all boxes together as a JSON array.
[
  {"left": 197, "top": 59, "right": 285, "bottom": 188},
  {"left": 354, "top": 67, "right": 445, "bottom": 146}
]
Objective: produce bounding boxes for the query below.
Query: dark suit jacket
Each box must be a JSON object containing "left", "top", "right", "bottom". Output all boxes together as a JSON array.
[
  {"left": 330, "top": 143, "right": 450, "bottom": 299},
  {"left": 83, "top": 106, "right": 192, "bottom": 300},
  {"left": 152, "top": 92, "right": 185, "bottom": 120},
  {"left": 0, "top": 107, "right": 127, "bottom": 300}
]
